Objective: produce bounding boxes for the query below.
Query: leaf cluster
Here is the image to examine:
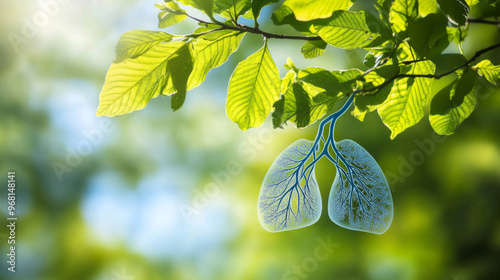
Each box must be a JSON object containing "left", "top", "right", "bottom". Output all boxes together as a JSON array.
[{"left": 97, "top": 0, "right": 500, "bottom": 138}]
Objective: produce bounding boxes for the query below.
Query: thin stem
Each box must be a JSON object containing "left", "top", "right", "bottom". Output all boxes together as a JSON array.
[
  {"left": 185, "top": 13, "right": 214, "bottom": 25},
  {"left": 468, "top": 18, "right": 500, "bottom": 25},
  {"left": 184, "top": 12, "right": 321, "bottom": 41},
  {"left": 359, "top": 42, "right": 500, "bottom": 95},
  {"left": 432, "top": 43, "right": 500, "bottom": 78},
  {"left": 244, "top": 27, "right": 322, "bottom": 41},
  {"left": 400, "top": 59, "right": 429, "bottom": 65}
]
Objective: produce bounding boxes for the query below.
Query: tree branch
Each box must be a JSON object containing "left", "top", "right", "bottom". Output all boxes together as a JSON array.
[
  {"left": 181, "top": 10, "right": 500, "bottom": 96},
  {"left": 359, "top": 43, "right": 500, "bottom": 95},
  {"left": 467, "top": 18, "right": 500, "bottom": 25},
  {"left": 185, "top": 13, "right": 321, "bottom": 41}
]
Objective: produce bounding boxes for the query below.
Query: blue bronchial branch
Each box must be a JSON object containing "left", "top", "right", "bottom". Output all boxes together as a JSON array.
[
  {"left": 298, "top": 93, "right": 357, "bottom": 176},
  {"left": 258, "top": 92, "right": 394, "bottom": 234}
]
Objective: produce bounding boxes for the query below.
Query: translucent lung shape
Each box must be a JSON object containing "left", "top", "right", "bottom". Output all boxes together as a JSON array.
[
  {"left": 258, "top": 139, "right": 322, "bottom": 232},
  {"left": 328, "top": 139, "right": 393, "bottom": 234}
]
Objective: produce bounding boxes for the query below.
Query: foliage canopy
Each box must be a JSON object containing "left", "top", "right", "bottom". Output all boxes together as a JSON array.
[{"left": 98, "top": 0, "right": 500, "bottom": 139}]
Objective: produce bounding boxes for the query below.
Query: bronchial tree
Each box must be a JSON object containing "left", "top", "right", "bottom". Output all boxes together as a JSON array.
[{"left": 97, "top": 0, "right": 500, "bottom": 234}]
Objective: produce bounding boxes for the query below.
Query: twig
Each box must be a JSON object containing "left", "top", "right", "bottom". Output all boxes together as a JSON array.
[
  {"left": 181, "top": 10, "right": 500, "bottom": 95},
  {"left": 185, "top": 13, "right": 321, "bottom": 41},
  {"left": 359, "top": 43, "right": 500, "bottom": 95},
  {"left": 468, "top": 18, "right": 500, "bottom": 25}
]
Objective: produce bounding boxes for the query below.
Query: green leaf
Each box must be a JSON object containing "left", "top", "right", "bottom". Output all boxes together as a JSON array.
[
  {"left": 114, "top": 30, "right": 173, "bottom": 63},
  {"left": 317, "top": 11, "right": 383, "bottom": 50},
  {"left": 169, "top": 44, "right": 193, "bottom": 111},
  {"left": 272, "top": 5, "right": 305, "bottom": 29},
  {"left": 465, "top": 0, "right": 479, "bottom": 7},
  {"left": 395, "top": 41, "right": 423, "bottom": 62},
  {"left": 354, "top": 86, "right": 392, "bottom": 122},
  {"left": 158, "top": 12, "right": 187, "bottom": 28},
  {"left": 432, "top": 53, "right": 467, "bottom": 76},
  {"left": 363, "top": 65, "right": 400, "bottom": 89},
  {"left": 252, "top": 0, "right": 280, "bottom": 21},
  {"left": 272, "top": 83, "right": 337, "bottom": 128},
  {"left": 363, "top": 43, "right": 395, "bottom": 67},
  {"left": 226, "top": 44, "right": 281, "bottom": 130},
  {"left": 378, "top": 60, "right": 436, "bottom": 139},
  {"left": 437, "top": 0, "right": 470, "bottom": 26},
  {"left": 376, "top": 0, "right": 394, "bottom": 23},
  {"left": 473, "top": 59, "right": 500, "bottom": 85},
  {"left": 284, "top": 57, "right": 300, "bottom": 73},
  {"left": 177, "top": 0, "right": 214, "bottom": 17},
  {"left": 408, "top": 13, "right": 449, "bottom": 58},
  {"left": 297, "top": 67, "right": 363, "bottom": 97},
  {"left": 447, "top": 25, "right": 468, "bottom": 46},
  {"left": 283, "top": 0, "right": 354, "bottom": 21},
  {"left": 300, "top": 40, "right": 327, "bottom": 59},
  {"left": 193, "top": 23, "right": 221, "bottom": 34},
  {"left": 389, "top": 0, "right": 419, "bottom": 34},
  {"left": 429, "top": 70, "right": 477, "bottom": 135},
  {"left": 97, "top": 42, "right": 185, "bottom": 116},
  {"left": 187, "top": 30, "right": 245, "bottom": 91},
  {"left": 277, "top": 83, "right": 312, "bottom": 128},
  {"left": 363, "top": 12, "right": 394, "bottom": 48},
  {"left": 353, "top": 65, "right": 399, "bottom": 121},
  {"left": 272, "top": 98, "right": 286, "bottom": 128},
  {"left": 215, "top": 0, "right": 251, "bottom": 20},
  {"left": 272, "top": 5, "right": 327, "bottom": 35},
  {"left": 281, "top": 70, "right": 296, "bottom": 93},
  {"left": 418, "top": 0, "right": 439, "bottom": 16},
  {"left": 271, "top": 6, "right": 300, "bottom": 25},
  {"left": 157, "top": 1, "right": 187, "bottom": 28},
  {"left": 489, "top": 0, "right": 500, "bottom": 7}
]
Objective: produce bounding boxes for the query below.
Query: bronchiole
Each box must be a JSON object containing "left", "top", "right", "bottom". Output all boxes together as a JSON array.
[{"left": 258, "top": 92, "right": 394, "bottom": 234}]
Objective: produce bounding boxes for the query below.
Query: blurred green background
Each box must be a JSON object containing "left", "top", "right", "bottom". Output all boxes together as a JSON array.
[{"left": 1, "top": 1, "right": 500, "bottom": 279}]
